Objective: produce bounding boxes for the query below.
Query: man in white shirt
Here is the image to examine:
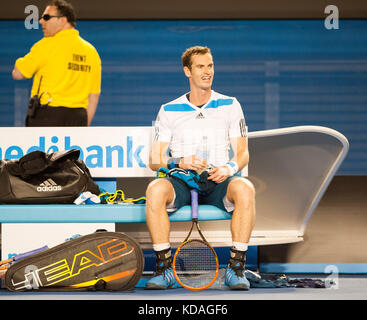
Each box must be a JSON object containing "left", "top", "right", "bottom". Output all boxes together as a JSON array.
[{"left": 145, "top": 46, "right": 256, "bottom": 290}]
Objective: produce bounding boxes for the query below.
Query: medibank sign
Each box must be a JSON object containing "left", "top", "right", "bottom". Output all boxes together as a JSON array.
[{"left": 0, "top": 127, "right": 155, "bottom": 177}]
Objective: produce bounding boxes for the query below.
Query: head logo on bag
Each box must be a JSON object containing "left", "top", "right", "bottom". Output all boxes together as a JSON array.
[
  {"left": 5, "top": 232, "right": 145, "bottom": 291},
  {"left": 11, "top": 238, "right": 131, "bottom": 290}
]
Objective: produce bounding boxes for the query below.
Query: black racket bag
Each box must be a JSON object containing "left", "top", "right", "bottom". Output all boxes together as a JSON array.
[{"left": 5, "top": 231, "right": 144, "bottom": 292}]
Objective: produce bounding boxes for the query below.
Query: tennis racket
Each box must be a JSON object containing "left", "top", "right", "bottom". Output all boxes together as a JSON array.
[
  {"left": 0, "top": 245, "right": 48, "bottom": 278},
  {"left": 172, "top": 189, "right": 219, "bottom": 291}
]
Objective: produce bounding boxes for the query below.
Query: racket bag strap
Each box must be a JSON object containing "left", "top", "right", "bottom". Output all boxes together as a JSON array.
[
  {"left": 155, "top": 248, "right": 172, "bottom": 274},
  {"left": 93, "top": 279, "right": 107, "bottom": 291}
]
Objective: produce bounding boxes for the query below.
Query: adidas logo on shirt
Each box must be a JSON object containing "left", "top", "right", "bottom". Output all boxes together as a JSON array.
[
  {"left": 37, "top": 178, "right": 62, "bottom": 192},
  {"left": 195, "top": 112, "right": 205, "bottom": 119}
]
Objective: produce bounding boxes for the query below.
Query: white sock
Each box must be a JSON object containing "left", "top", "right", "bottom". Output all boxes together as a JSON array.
[
  {"left": 153, "top": 242, "right": 171, "bottom": 252},
  {"left": 232, "top": 242, "right": 248, "bottom": 252}
]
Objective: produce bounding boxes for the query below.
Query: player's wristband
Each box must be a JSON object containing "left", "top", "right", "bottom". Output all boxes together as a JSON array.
[
  {"left": 225, "top": 161, "right": 239, "bottom": 176},
  {"left": 167, "top": 157, "right": 181, "bottom": 169}
]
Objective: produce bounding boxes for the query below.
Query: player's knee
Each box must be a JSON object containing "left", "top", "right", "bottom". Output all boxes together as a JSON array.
[
  {"left": 146, "top": 179, "right": 174, "bottom": 203},
  {"left": 228, "top": 177, "right": 255, "bottom": 202}
]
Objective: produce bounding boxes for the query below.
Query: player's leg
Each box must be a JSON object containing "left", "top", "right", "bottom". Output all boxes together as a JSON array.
[
  {"left": 203, "top": 176, "right": 255, "bottom": 289},
  {"left": 145, "top": 178, "right": 190, "bottom": 289},
  {"left": 145, "top": 178, "right": 175, "bottom": 289},
  {"left": 145, "top": 178, "right": 174, "bottom": 245},
  {"left": 225, "top": 177, "right": 256, "bottom": 290},
  {"left": 227, "top": 177, "right": 256, "bottom": 245}
]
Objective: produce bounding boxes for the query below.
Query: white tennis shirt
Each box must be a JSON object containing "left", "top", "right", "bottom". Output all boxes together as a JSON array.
[{"left": 153, "top": 90, "right": 247, "bottom": 167}]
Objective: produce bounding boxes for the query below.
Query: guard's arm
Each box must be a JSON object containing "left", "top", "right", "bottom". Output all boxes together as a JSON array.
[
  {"left": 12, "top": 65, "right": 27, "bottom": 80},
  {"left": 87, "top": 93, "right": 100, "bottom": 125}
]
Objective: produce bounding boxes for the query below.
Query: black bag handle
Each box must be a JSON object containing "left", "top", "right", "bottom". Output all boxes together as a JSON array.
[
  {"left": 6, "top": 151, "right": 49, "bottom": 178},
  {"left": 48, "top": 149, "right": 80, "bottom": 163},
  {"left": 8, "top": 149, "right": 81, "bottom": 178}
]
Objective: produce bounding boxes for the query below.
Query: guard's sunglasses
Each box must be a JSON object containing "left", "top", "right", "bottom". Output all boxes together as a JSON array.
[{"left": 41, "top": 14, "right": 63, "bottom": 21}]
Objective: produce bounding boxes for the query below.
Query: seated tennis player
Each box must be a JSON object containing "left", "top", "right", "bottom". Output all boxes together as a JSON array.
[{"left": 145, "top": 46, "right": 256, "bottom": 290}]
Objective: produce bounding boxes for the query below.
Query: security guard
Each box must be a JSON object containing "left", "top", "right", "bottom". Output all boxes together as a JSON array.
[{"left": 12, "top": 0, "right": 101, "bottom": 127}]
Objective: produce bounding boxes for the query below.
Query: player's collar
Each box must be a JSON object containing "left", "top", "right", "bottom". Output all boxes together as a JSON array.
[{"left": 185, "top": 90, "right": 215, "bottom": 111}]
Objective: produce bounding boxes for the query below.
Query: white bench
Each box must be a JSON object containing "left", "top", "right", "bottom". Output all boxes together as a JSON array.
[{"left": 0, "top": 126, "right": 349, "bottom": 253}]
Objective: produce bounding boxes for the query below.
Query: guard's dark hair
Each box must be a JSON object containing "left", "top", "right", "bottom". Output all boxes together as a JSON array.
[{"left": 48, "top": 0, "right": 76, "bottom": 27}]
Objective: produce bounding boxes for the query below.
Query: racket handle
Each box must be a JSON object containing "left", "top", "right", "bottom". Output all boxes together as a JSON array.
[
  {"left": 13, "top": 245, "right": 49, "bottom": 262},
  {"left": 190, "top": 189, "right": 199, "bottom": 220}
]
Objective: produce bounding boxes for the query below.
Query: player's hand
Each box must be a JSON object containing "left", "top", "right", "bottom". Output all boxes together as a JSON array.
[
  {"left": 207, "top": 166, "right": 231, "bottom": 183},
  {"left": 179, "top": 155, "right": 207, "bottom": 172}
]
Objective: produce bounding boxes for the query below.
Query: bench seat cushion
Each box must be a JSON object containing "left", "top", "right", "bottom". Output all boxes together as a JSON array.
[{"left": 0, "top": 204, "right": 232, "bottom": 223}]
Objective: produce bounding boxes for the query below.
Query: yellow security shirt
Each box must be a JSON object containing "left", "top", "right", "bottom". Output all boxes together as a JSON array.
[{"left": 15, "top": 29, "right": 101, "bottom": 108}]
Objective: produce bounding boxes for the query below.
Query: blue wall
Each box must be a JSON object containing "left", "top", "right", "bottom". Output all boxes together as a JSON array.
[{"left": 1, "top": 20, "right": 366, "bottom": 174}]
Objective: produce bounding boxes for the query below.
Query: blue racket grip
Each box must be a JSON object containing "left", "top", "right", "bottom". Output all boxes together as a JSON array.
[
  {"left": 190, "top": 189, "right": 199, "bottom": 220},
  {"left": 13, "top": 245, "right": 49, "bottom": 262}
]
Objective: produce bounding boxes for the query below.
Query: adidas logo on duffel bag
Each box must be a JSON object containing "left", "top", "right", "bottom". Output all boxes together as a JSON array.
[{"left": 37, "top": 178, "right": 62, "bottom": 192}]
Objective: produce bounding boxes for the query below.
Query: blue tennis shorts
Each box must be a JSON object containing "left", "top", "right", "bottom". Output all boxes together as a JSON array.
[{"left": 163, "top": 176, "right": 241, "bottom": 214}]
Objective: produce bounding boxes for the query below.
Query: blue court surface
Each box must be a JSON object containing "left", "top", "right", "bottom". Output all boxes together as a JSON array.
[{"left": 0, "top": 275, "right": 366, "bottom": 300}]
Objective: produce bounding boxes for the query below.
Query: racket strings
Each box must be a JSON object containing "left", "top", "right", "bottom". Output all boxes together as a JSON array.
[{"left": 174, "top": 239, "right": 217, "bottom": 288}]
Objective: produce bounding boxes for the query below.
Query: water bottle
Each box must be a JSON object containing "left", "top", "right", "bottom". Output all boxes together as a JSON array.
[{"left": 196, "top": 135, "right": 209, "bottom": 174}]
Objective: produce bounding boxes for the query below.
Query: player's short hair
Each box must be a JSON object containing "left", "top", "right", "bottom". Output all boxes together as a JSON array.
[
  {"left": 48, "top": 0, "right": 76, "bottom": 27},
  {"left": 182, "top": 46, "right": 212, "bottom": 70}
]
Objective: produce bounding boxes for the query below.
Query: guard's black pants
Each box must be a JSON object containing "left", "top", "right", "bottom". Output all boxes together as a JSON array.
[{"left": 26, "top": 106, "right": 88, "bottom": 127}]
